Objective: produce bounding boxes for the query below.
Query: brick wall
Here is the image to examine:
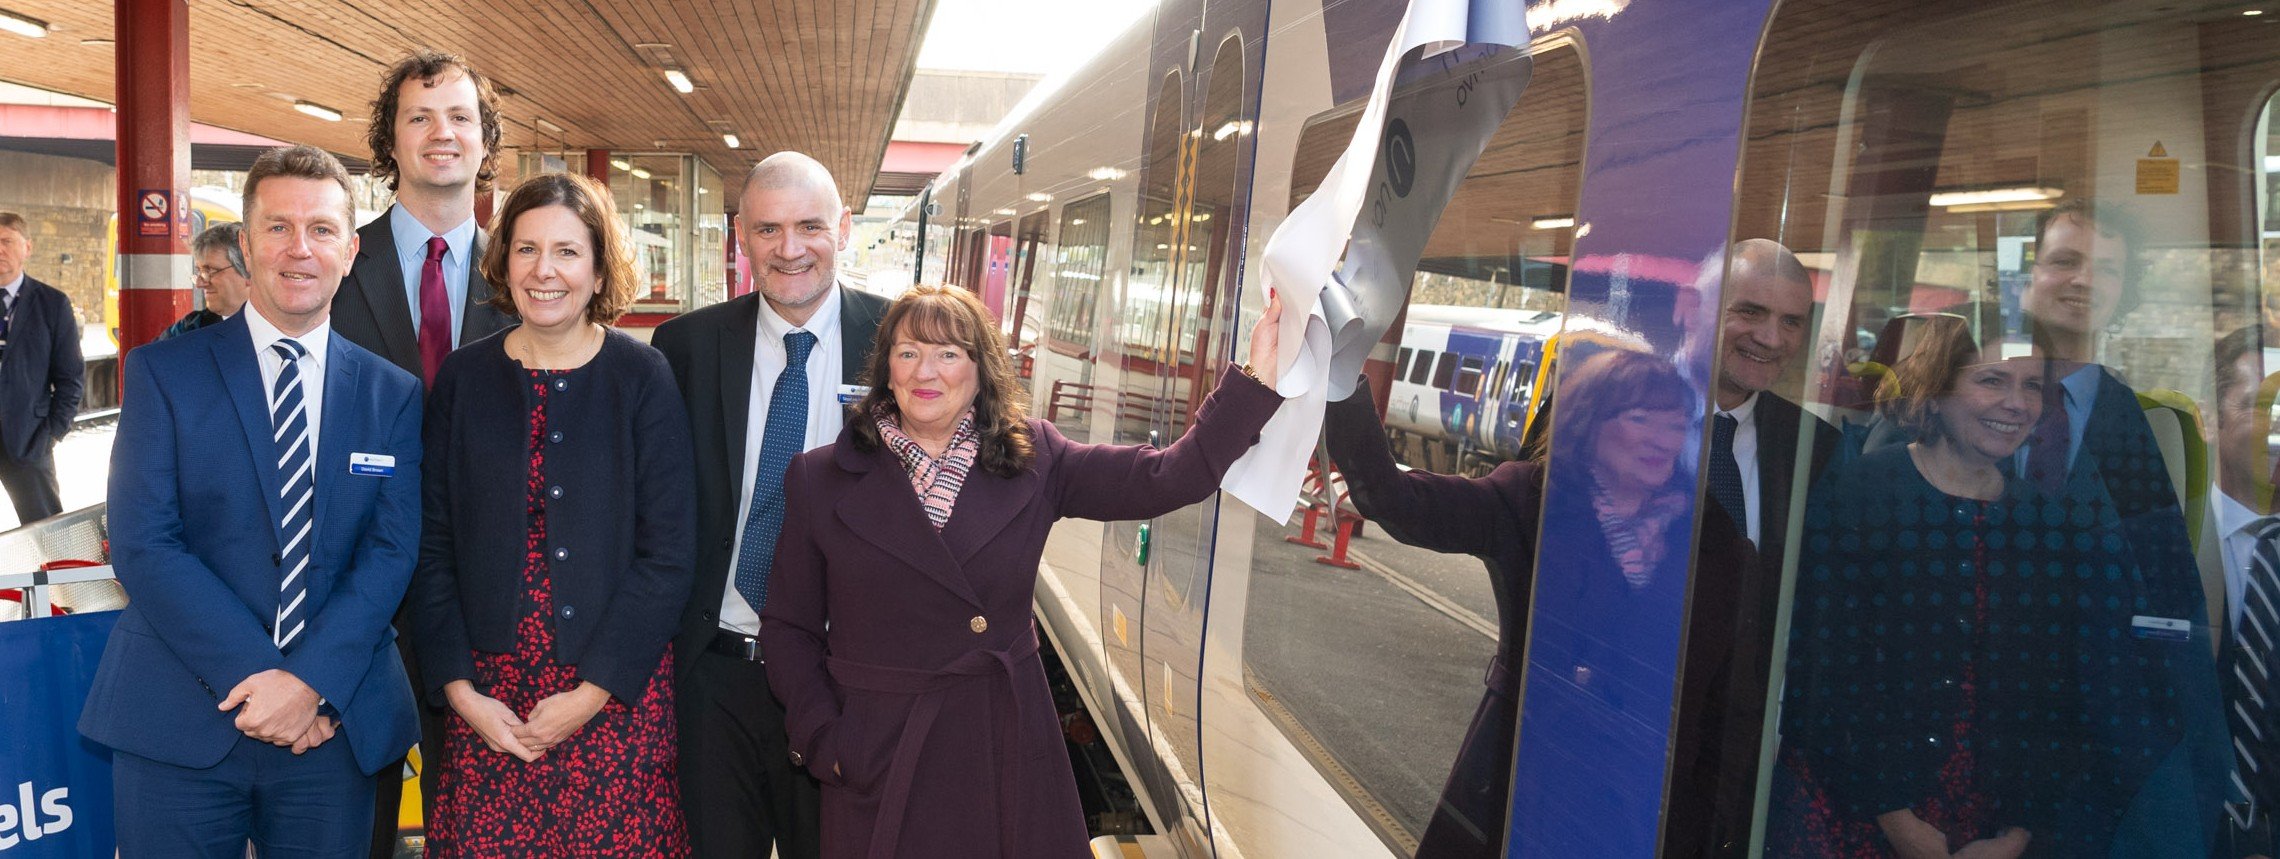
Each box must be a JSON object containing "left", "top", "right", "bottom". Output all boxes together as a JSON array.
[{"left": 0, "top": 151, "right": 114, "bottom": 327}]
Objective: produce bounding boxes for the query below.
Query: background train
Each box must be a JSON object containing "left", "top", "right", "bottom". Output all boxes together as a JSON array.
[{"left": 862, "top": 0, "right": 2280, "bottom": 855}]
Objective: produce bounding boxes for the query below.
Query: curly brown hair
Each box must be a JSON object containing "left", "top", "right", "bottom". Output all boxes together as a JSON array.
[
  {"left": 1874, "top": 313, "right": 2030, "bottom": 446},
  {"left": 849, "top": 284, "right": 1035, "bottom": 477},
  {"left": 479, "top": 173, "right": 636, "bottom": 325},
  {"left": 366, "top": 50, "right": 502, "bottom": 193}
]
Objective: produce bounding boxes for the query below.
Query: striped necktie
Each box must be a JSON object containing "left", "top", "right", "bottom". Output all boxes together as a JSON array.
[
  {"left": 732, "top": 330, "right": 817, "bottom": 613},
  {"left": 268, "top": 337, "right": 315, "bottom": 653},
  {"left": 2228, "top": 514, "right": 2280, "bottom": 829}
]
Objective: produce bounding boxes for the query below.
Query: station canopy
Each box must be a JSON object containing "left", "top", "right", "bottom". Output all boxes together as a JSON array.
[{"left": 1, "top": 0, "right": 936, "bottom": 203}]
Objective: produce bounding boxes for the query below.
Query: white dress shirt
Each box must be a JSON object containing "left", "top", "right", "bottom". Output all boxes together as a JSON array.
[
  {"left": 1716, "top": 391, "right": 1764, "bottom": 545},
  {"left": 244, "top": 304, "right": 331, "bottom": 470},
  {"left": 718, "top": 289, "right": 847, "bottom": 635},
  {"left": 2218, "top": 490, "right": 2263, "bottom": 634},
  {"left": 388, "top": 205, "right": 477, "bottom": 346}
]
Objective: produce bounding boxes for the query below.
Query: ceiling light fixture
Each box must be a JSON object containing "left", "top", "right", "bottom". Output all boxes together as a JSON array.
[
  {"left": 293, "top": 100, "right": 343, "bottom": 122},
  {"left": 0, "top": 9, "right": 51, "bottom": 38},
  {"left": 630, "top": 167, "right": 653, "bottom": 180},
  {"left": 534, "top": 117, "right": 564, "bottom": 135},
  {"left": 1928, "top": 186, "right": 2063, "bottom": 208},
  {"left": 610, "top": 159, "right": 632, "bottom": 171},
  {"left": 1530, "top": 215, "right": 1577, "bottom": 230},
  {"left": 663, "top": 69, "right": 694, "bottom": 94},
  {"left": 723, "top": 133, "right": 741, "bottom": 149},
  {"left": 80, "top": 38, "right": 112, "bottom": 47},
  {"left": 1025, "top": 192, "right": 1051, "bottom": 202}
]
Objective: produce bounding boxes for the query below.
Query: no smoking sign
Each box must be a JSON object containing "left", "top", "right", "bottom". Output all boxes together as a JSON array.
[{"left": 135, "top": 189, "right": 174, "bottom": 238}]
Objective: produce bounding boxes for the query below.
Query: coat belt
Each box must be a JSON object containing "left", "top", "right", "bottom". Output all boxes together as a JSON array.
[{"left": 828, "top": 630, "right": 1043, "bottom": 859}]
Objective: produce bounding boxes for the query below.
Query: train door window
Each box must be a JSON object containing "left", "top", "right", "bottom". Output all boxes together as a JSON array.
[
  {"left": 1453, "top": 356, "right": 1485, "bottom": 397},
  {"left": 1701, "top": 3, "right": 2280, "bottom": 855},
  {"left": 1237, "top": 39, "right": 1587, "bottom": 855},
  {"left": 981, "top": 219, "right": 1015, "bottom": 319},
  {"left": 1004, "top": 212, "right": 1050, "bottom": 367},
  {"left": 1040, "top": 193, "right": 1111, "bottom": 441}
]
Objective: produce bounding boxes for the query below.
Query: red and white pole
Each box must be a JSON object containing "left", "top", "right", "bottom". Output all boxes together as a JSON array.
[{"left": 113, "top": 0, "right": 192, "bottom": 365}]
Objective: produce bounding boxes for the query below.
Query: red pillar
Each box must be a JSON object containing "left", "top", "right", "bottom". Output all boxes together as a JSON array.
[
  {"left": 585, "top": 149, "right": 611, "bottom": 186},
  {"left": 113, "top": 0, "right": 191, "bottom": 363}
]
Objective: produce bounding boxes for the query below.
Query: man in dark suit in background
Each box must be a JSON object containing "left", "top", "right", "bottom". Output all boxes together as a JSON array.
[
  {"left": 334, "top": 49, "right": 510, "bottom": 385},
  {"left": 653, "top": 151, "right": 888, "bottom": 859},
  {"left": 1690, "top": 238, "right": 1839, "bottom": 856},
  {"left": 331, "top": 50, "right": 511, "bottom": 856},
  {"left": 79, "top": 144, "right": 423, "bottom": 857},
  {"left": 0, "top": 212, "right": 83, "bottom": 525}
]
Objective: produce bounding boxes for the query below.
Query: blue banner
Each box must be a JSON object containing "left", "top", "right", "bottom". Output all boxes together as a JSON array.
[{"left": 0, "top": 612, "right": 116, "bottom": 856}]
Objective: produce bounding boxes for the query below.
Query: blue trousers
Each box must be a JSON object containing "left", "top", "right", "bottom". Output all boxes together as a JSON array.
[{"left": 113, "top": 732, "right": 371, "bottom": 858}]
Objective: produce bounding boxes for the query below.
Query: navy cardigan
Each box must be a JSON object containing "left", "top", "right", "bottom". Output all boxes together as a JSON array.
[{"left": 407, "top": 327, "right": 697, "bottom": 702}]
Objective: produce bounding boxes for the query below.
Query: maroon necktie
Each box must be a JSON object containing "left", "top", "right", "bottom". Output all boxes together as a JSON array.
[
  {"left": 418, "top": 236, "right": 451, "bottom": 387},
  {"left": 2023, "top": 360, "right": 2072, "bottom": 492}
]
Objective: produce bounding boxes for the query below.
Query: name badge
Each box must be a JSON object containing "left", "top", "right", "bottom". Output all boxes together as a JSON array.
[
  {"left": 837, "top": 384, "right": 871, "bottom": 405},
  {"left": 2130, "top": 615, "right": 2191, "bottom": 641},
  {"left": 349, "top": 453, "right": 397, "bottom": 477}
]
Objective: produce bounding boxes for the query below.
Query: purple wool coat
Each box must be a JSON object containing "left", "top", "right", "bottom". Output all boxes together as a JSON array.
[{"left": 759, "top": 366, "right": 1279, "bottom": 858}]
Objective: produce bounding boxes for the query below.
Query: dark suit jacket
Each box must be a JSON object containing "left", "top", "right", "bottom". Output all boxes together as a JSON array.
[
  {"left": 407, "top": 329, "right": 696, "bottom": 703},
  {"left": 0, "top": 276, "right": 82, "bottom": 459},
  {"left": 651, "top": 285, "right": 889, "bottom": 679},
  {"left": 79, "top": 313, "right": 423, "bottom": 776},
  {"left": 759, "top": 366, "right": 1279, "bottom": 857},
  {"left": 334, "top": 209, "right": 511, "bottom": 380}
]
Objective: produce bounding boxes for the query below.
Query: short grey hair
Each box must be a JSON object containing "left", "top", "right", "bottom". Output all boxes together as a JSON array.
[{"left": 191, "top": 222, "right": 248, "bottom": 278}]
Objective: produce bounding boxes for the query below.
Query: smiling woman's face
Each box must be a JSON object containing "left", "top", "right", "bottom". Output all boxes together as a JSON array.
[{"left": 888, "top": 323, "right": 980, "bottom": 437}]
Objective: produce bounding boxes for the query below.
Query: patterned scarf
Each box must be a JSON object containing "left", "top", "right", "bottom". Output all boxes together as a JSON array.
[
  {"left": 1590, "top": 484, "right": 1689, "bottom": 589},
  {"left": 871, "top": 404, "right": 980, "bottom": 531}
]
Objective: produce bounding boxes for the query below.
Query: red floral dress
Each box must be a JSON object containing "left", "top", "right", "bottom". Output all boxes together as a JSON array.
[{"left": 427, "top": 369, "right": 689, "bottom": 857}]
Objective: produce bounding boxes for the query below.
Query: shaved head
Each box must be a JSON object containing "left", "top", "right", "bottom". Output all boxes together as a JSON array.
[
  {"left": 1715, "top": 238, "right": 1815, "bottom": 409},
  {"left": 1728, "top": 238, "right": 1811, "bottom": 291},
  {"left": 744, "top": 151, "right": 843, "bottom": 205}
]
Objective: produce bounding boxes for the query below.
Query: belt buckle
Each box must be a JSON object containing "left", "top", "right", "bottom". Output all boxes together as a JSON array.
[{"left": 714, "top": 631, "right": 761, "bottom": 662}]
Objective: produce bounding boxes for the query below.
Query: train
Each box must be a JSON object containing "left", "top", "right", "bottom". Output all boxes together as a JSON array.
[{"left": 864, "top": 0, "right": 2278, "bottom": 855}]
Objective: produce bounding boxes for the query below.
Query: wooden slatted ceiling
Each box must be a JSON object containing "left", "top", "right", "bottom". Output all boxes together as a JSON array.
[{"left": 0, "top": 0, "right": 935, "bottom": 204}]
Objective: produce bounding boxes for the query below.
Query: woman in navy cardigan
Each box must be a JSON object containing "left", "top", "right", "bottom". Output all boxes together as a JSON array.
[{"left": 406, "top": 173, "right": 696, "bottom": 856}]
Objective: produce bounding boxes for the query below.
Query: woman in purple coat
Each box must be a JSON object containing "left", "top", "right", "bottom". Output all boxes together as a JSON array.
[{"left": 760, "top": 284, "right": 1284, "bottom": 857}]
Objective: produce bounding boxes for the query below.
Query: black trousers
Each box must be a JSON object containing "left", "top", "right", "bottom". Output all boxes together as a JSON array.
[
  {"left": 0, "top": 441, "right": 61, "bottom": 524},
  {"left": 367, "top": 623, "right": 446, "bottom": 858},
  {"left": 679, "top": 645, "right": 822, "bottom": 859}
]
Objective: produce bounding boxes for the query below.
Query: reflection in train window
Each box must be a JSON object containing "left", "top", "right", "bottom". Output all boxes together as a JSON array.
[
  {"left": 1693, "top": 2, "right": 2280, "bottom": 855},
  {"left": 1038, "top": 193, "right": 1112, "bottom": 441},
  {"left": 1239, "top": 40, "right": 1586, "bottom": 855}
]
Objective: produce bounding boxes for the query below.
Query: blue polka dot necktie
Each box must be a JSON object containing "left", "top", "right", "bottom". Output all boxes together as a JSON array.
[{"left": 733, "top": 330, "right": 817, "bottom": 613}]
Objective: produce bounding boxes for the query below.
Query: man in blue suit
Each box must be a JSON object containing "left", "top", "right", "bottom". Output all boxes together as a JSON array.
[
  {"left": 79, "top": 145, "right": 424, "bottom": 857},
  {"left": 0, "top": 212, "right": 84, "bottom": 524}
]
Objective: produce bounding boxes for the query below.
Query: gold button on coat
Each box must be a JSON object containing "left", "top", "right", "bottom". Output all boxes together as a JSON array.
[{"left": 970, "top": 616, "right": 988, "bottom": 634}]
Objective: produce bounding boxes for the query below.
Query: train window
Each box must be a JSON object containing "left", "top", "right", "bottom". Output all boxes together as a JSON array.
[
  {"left": 1037, "top": 194, "right": 1112, "bottom": 442},
  {"left": 1453, "top": 356, "right": 1485, "bottom": 397},
  {"left": 1696, "top": 3, "right": 2280, "bottom": 855},
  {"left": 1240, "top": 39, "right": 1587, "bottom": 856},
  {"left": 1428, "top": 351, "right": 1459, "bottom": 390},
  {"left": 1408, "top": 350, "right": 1435, "bottom": 385}
]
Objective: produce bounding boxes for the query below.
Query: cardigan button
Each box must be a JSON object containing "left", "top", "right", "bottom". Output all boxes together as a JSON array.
[
  {"left": 549, "top": 485, "right": 564, "bottom": 500},
  {"left": 553, "top": 378, "right": 569, "bottom": 391},
  {"left": 560, "top": 605, "right": 575, "bottom": 619},
  {"left": 554, "top": 547, "right": 570, "bottom": 561},
  {"left": 970, "top": 615, "right": 988, "bottom": 634},
  {"left": 549, "top": 430, "right": 565, "bottom": 444}
]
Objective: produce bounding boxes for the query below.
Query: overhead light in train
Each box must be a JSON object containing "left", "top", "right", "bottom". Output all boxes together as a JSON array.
[
  {"left": 1193, "top": 213, "right": 1211, "bottom": 221},
  {"left": 1212, "top": 120, "right": 1254, "bottom": 141},
  {"left": 611, "top": 159, "right": 632, "bottom": 172},
  {"left": 1530, "top": 216, "right": 1577, "bottom": 230},
  {"left": 723, "top": 133, "right": 741, "bottom": 149},
  {"left": 1070, "top": 219, "right": 1085, "bottom": 225},
  {"left": 1087, "top": 167, "right": 1127, "bottom": 181},
  {"left": 631, "top": 167, "right": 653, "bottom": 180},
  {"left": 534, "top": 117, "right": 564, "bottom": 135},
  {"left": 292, "top": 100, "right": 344, "bottom": 122},
  {"left": 0, "top": 8, "right": 50, "bottom": 38},
  {"left": 1026, "top": 192, "right": 1052, "bottom": 202},
  {"left": 994, "top": 208, "right": 1018, "bottom": 216},
  {"left": 2247, "top": 8, "right": 2265, "bottom": 14},
  {"left": 663, "top": 69, "right": 695, "bottom": 94},
  {"left": 1156, "top": 243, "right": 1170, "bottom": 250},
  {"left": 1928, "top": 186, "right": 2063, "bottom": 208}
]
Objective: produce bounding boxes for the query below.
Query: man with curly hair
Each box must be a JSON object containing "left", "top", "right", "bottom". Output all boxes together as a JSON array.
[{"left": 336, "top": 49, "right": 514, "bottom": 858}]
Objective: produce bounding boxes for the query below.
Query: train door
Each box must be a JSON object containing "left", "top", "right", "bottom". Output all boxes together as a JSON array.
[
  {"left": 1003, "top": 212, "right": 1050, "bottom": 388},
  {"left": 981, "top": 219, "right": 1015, "bottom": 317},
  {"left": 1095, "top": 23, "right": 1258, "bottom": 850}
]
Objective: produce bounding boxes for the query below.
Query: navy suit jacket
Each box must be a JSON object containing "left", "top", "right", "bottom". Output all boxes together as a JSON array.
[
  {"left": 0, "top": 276, "right": 83, "bottom": 459},
  {"left": 79, "top": 313, "right": 424, "bottom": 776}
]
